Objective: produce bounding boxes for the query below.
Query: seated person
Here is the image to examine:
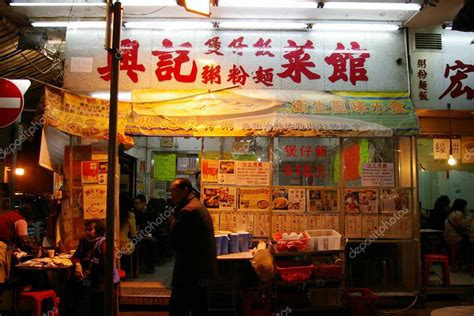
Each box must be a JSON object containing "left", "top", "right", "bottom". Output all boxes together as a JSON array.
[
  {"left": 445, "top": 199, "right": 472, "bottom": 268},
  {"left": 0, "top": 203, "right": 39, "bottom": 284}
]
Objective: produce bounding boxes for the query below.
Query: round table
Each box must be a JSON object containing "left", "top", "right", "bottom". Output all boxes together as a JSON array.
[{"left": 431, "top": 306, "right": 474, "bottom": 316}]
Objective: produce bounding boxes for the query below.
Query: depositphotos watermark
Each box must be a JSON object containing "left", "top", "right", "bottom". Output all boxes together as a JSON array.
[
  {"left": 0, "top": 116, "right": 46, "bottom": 157},
  {"left": 115, "top": 207, "right": 175, "bottom": 258},
  {"left": 348, "top": 207, "right": 410, "bottom": 259}
]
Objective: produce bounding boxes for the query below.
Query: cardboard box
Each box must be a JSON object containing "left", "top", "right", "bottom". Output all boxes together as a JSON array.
[{"left": 305, "top": 229, "right": 343, "bottom": 251}]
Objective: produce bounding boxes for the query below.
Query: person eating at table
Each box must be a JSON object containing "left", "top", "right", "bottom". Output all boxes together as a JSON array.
[{"left": 0, "top": 202, "right": 40, "bottom": 284}]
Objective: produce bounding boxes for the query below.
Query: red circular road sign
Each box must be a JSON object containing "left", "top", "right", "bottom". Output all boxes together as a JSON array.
[{"left": 0, "top": 79, "right": 30, "bottom": 128}]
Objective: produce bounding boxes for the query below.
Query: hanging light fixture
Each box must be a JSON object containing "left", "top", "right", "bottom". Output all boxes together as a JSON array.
[{"left": 447, "top": 103, "right": 457, "bottom": 166}]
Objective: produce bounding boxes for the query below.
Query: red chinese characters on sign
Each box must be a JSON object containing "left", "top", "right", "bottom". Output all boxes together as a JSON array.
[
  {"left": 284, "top": 145, "right": 328, "bottom": 158},
  {"left": 439, "top": 60, "right": 474, "bottom": 100},
  {"left": 277, "top": 40, "right": 321, "bottom": 83},
  {"left": 152, "top": 39, "right": 197, "bottom": 83},
  {"left": 228, "top": 37, "right": 248, "bottom": 56},
  {"left": 97, "top": 39, "right": 145, "bottom": 83},
  {"left": 202, "top": 65, "right": 221, "bottom": 84},
  {"left": 253, "top": 38, "right": 275, "bottom": 57},
  {"left": 227, "top": 64, "right": 249, "bottom": 85},
  {"left": 204, "top": 37, "right": 224, "bottom": 56},
  {"left": 253, "top": 67, "right": 274, "bottom": 87},
  {"left": 324, "top": 42, "right": 370, "bottom": 86},
  {"left": 416, "top": 58, "right": 429, "bottom": 101},
  {"left": 282, "top": 163, "right": 327, "bottom": 178}
]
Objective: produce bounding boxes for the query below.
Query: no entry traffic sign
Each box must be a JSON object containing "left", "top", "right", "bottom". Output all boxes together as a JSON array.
[{"left": 0, "top": 79, "right": 31, "bottom": 128}]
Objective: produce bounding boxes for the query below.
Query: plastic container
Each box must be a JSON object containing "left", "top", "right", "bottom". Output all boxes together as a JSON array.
[
  {"left": 304, "top": 229, "right": 342, "bottom": 251},
  {"left": 312, "top": 263, "right": 343, "bottom": 279},
  {"left": 228, "top": 233, "right": 240, "bottom": 253},
  {"left": 273, "top": 232, "right": 309, "bottom": 252},
  {"left": 275, "top": 261, "right": 313, "bottom": 282},
  {"left": 214, "top": 235, "right": 224, "bottom": 256},
  {"left": 342, "top": 288, "right": 378, "bottom": 316},
  {"left": 220, "top": 235, "right": 229, "bottom": 255},
  {"left": 237, "top": 231, "right": 252, "bottom": 252}
]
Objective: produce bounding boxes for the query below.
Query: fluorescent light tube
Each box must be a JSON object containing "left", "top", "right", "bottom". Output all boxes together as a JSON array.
[
  {"left": 125, "top": 21, "right": 213, "bottom": 30},
  {"left": 323, "top": 2, "right": 421, "bottom": 11},
  {"left": 219, "top": 21, "right": 308, "bottom": 30},
  {"left": 120, "top": 0, "right": 177, "bottom": 6},
  {"left": 313, "top": 23, "right": 400, "bottom": 31},
  {"left": 90, "top": 91, "right": 132, "bottom": 101},
  {"left": 218, "top": 0, "right": 318, "bottom": 9},
  {"left": 10, "top": 0, "right": 106, "bottom": 6},
  {"left": 31, "top": 21, "right": 106, "bottom": 28}
]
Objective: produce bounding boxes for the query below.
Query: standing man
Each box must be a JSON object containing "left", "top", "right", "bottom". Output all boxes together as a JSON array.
[
  {"left": 133, "top": 194, "right": 157, "bottom": 273},
  {"left": 169, "top": 178, "right": 217, "bottom": 315}
]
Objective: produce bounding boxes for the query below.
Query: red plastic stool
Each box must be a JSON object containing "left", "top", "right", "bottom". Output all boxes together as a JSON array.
[
  {"left": 423, "top": 254, "right": 450, "bottom": 286},
  {"left": 18, "top": 289, "right": 59, "bottom": 316}
]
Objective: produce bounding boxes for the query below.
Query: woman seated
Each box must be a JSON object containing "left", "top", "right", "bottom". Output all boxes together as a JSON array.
[
  {"left": 445, "top": 199, "right": 472, "bottom": 269},
  {"left": 66, "top": 219, "right": 119, "bottom": 316}
]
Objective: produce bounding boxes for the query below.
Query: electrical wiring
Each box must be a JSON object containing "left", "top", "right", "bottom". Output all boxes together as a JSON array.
[{"left": 375, "top": 294, "right": 420, "bottom": 314}]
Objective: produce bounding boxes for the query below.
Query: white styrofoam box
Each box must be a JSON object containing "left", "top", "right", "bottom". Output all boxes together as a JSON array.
[{"left": 304, "top": 229, "right": 342, "bottom": 251}]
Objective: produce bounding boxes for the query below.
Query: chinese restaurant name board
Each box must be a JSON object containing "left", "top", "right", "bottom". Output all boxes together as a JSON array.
[
  {"left": 410, "top": 30, "right": 473, "bottom": 110},
  {"left": 64, "top": 29, "right": 408, "bottom": 92}
]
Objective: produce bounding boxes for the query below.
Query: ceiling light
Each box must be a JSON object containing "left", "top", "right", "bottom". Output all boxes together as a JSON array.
[
  {"left": 323, "top": 2, "right": 421, "bottom": 11},
  {"left": 219, "top": 21, "right": 308, "bottom": 30},
  {"left": 10, "top": 0, "right": 106, "bottom": 6},
  {"left": 312, "top": 23, "right": 400, "bottom": 31},
  {"left": 31, "top": 21, "right": 105, "bottom": 28},
  {"left": 218, "top": 0, "right": 317, "bottom": 9},
  {"left": 90, "top": 91, "right": 132, "bottom": 101},
  {"left": 124, "top": 21, "right": 213, "bottom": 30}
]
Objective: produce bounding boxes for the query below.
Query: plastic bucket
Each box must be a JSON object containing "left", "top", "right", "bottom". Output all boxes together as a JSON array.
[
  {"left": 220, "top": 235, "right": 229, "bottom": 255},
  {"left": 214, "top": 235, "right": 224, "bottom": 256},
  {"left": 237, "top": 231, "right": 252, "bottom": 252},
  {"left": 229, "top": 233, "right": 240, "bottom": 253}
]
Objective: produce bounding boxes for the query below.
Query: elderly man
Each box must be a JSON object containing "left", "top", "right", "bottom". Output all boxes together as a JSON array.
[{"left": 169, "top": 178, "right": 216, "bottom": 316}]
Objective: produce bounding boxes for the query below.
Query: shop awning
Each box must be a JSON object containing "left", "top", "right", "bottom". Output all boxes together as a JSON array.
[{"left": 44, "top": 87, "right": 419, "bottom": 139}]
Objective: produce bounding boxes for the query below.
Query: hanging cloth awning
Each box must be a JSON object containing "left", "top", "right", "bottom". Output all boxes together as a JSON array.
[{"left": 43, "top": 86, "right": 419, "bottom": 139}]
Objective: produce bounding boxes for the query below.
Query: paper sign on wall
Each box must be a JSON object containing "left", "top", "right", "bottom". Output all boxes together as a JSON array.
[
  {"left": 154, "top": 153, "right": 176, "bottom": 181},
  {"left": 361, "top": 163, "right": 394, "bottom": 187}
]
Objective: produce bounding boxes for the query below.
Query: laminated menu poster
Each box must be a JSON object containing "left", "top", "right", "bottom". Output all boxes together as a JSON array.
[
  {"left": 218, "top": 160, "right": 236, "bottom": 185},
  {"left": 378, "top": 215, "right": 396, "bottom": 238},
  {"left": 361, "top": 214, "right": 379, "bottom": 238},
  {"left": 361, "top": 163, "right": 394, "bottom": 187},
  {"left": 237, "top": 213, "right": 255, "bottom": 235},
  {"left": 271, "top": 187, "right": 306, "bottom": 212},
  {"left": 345, "top": 215, "right": 362, "bottom": 238},
  {"left": 202, "top": 159, "right": 219, "bottom": 183},
  {"left": 238, "top": 187, "right": 271, "bottom": 211},
  {"left": 323, "top": 215, "right": 340, "bottom": 231},
  {"left": 380, "top": 189, "right": 410, "bottom": 214},
  {"left": 220, "top": 213, "right": 237, "bottom": 232},
  {"left": 359, "top": 189, "right": 378, "bottom": 213},
  {"left": 83, "top": 184, "right": 106, "bottom": 219},
  {"left": 254, "top": 214, "right": 270, "bottom": 237},
  {"left": 235, "top": 161, "right": 270, "bottom": 186},
  {"left": 202, "top": 186, "right": 236, "bottom": 211},
  {"left": 209, "top": 212, "right": 220, "bottom": 232},
  {"left": 271, "top": 214, "right": 289, "bottom": 234},
  {"left": 81, "top": 161, "right": 99, "bottom": 184},
  {"left": 344, "top": 189, "right": 360, "bottom": 213},
  {"left": 288, "top": 214, "right": 306, "bottom": 232},
  {"left": 306, "top": 215, "right": 319, "bottom": 230},
  {"left": 307, "top": 189, "right": 338, "bottom": 212}
]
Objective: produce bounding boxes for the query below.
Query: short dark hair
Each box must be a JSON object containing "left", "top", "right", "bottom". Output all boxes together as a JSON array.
[
  {"left": 451, "top": 199, "right": 468, "bottom": 213},
  {"left": 134, "top": 194, "right": 147, "bottom": 203},
  {"left": 195, "top": 171, "right": 201, "bottom": 179},
  {"left": 18, "top": 203, "right": 36, "bottom": 221},
  {"left": 174, "top": 178, "right": 193, "bottom": 192},
  {"left": 85, "top": 219, "right": 106, "bottom": 237}
]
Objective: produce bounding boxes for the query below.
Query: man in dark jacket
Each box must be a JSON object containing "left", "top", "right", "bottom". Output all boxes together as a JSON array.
[{"left": 169, "top": 178, "right": 217, "bottom": 316}]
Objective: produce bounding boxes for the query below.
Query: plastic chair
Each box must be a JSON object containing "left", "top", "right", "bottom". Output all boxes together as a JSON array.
[
  {"left": 423, "top": 254, "right": 450, "bottom": 286},
  {"left": 17, "top": 289, "right": 59, "bottom": 316}
]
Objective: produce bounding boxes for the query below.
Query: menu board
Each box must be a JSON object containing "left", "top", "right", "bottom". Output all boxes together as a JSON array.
[
  {"left": 307, "top": 189, "right": 338, "bottom": 212},
  {"left": 271, "top": 214, "right": 289, "bottom": 234},
  {"left": 202, "top": 186, "right": 236, "bottom": 211},
  {"left": 218, "top": 160, "right": 236, "bottom": 184},
  {"left": 378, "top": 215, "right": 396, "bottom": 238},
  {"left": 235, "top": 161, "right": 270, "bottom": 186},
  {"left": 220, "top": 213, "right": 237, "bottom": 232},
  {"left": 238, "top": 187, "right": 271, "bottom": 211},
  {"left": 344, "top": 189, "right": 360, "bottom": 213},
  {"left": 345, "top": 215, "right": 362, "bottom": 238},
  {"left": 271, "top": 187, "right": 306, "bottom": 212},
  {"left": 83, "top": 184, "right": 107, "bottom": 219},
  {"left": 202, "top": 159, "right": 219, "bottom": 183},
  {"left": 380, "top": 189, "right": 410, "bottom": 214},
  {"left": 361, "top": 163, "right": 394, "bottom": 187},
  {"left": 209, "top": 212, "right": 220, "bottom": 232},
  {"left": 323, "top": 215, "right": 340, "bottom": 231},
  {"left": 359, "top": 189, "right": 378, "bottom": 213},
  {"left": 154, "top": 153, "right": 176, "bottom": 181},
  {"left": 237, "top": 213, "right": 255, "bottom": 234},
  {"left": 361, "top": 214, "right": 379, "bottom": 237},
  {"left": 306, "top": 215, "right": 318, "bottom": 230},
  {"left": 254, "top": 214, "right": 271, "bottom": 237}
]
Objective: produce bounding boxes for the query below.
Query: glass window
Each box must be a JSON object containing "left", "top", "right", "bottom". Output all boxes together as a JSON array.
[{"left": 273, "top": 137, "right": 339, "bottom": 186}]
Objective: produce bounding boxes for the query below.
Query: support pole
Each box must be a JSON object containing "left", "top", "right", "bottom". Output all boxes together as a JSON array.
[{"left": 104, "top": 1, "right": 122, "bottom": 316}]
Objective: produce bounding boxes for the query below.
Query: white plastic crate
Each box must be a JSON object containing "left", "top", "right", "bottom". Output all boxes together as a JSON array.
[{"left": 304, "top": 229, "right": 343, "bottom": 251}]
